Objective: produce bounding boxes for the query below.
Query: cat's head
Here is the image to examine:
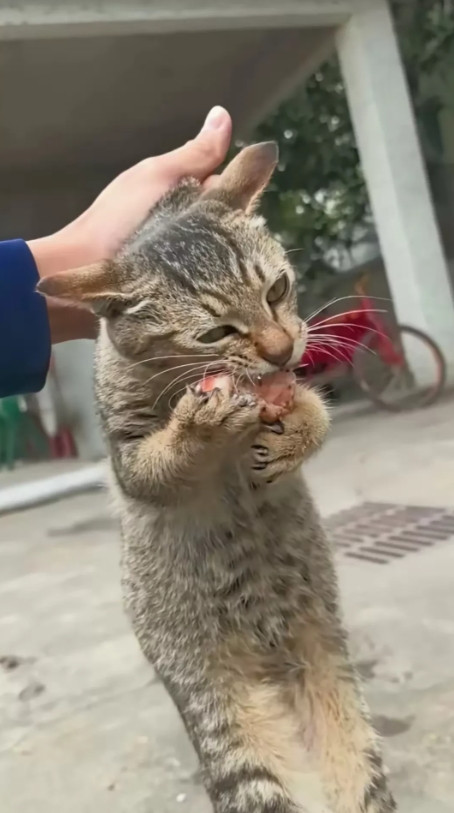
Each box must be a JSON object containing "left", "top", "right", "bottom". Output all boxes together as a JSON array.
[{"left": 38, "top": 143, "right": 306, "bottom": 379}]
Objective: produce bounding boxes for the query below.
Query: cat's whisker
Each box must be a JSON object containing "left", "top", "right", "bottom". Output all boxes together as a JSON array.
[
  {"left": 151, "top": 370, "right": 204, "bottom": 412},
  {"left": 201, "top": 358, "right": 222, "bottom": 383},
  {"left": 151, "top": 361, "right": 223, "bottom": 411},
  {"left": 169, "top": 384, "right": 196, "bottom": 409},
  {"left": 308, "top": 338, "right": 351, "bottom": 364},
  {"left": 307, "top": 333, "right": 364, "bottom": 347},
  {"left": 308, "top": 330, "right": 378, "bottom": 351},
  {"left": 304, "top": 295, "right": 390, "bottom": 325},
  {"left": 308, "top": 310, "right": 388, "bottom": 331},
  {"left": 302, "top": 341, "right": 330, "bottom": 364},
  {"left": 168, "top": 363, "right": 229, "bottom": 410},
  {"left": 232, "top": 371, "right": 243, "bottom": 395},
  {"left": 308, "top": 329, "right": 383, "bottom": 348},
  {"left": 284, "top": 247, "right": 305, "bottom": 255},
  {"left": 308, "top": 339, "right": 368, "bottom": 355},
  {"left": 229, "top": 374, "right": 238, "bottom": 395},
  {"left": 304, "top": 346, "right": 315, "bottom": 366},
  {"left": 126, "top": 352, "right": 220, "bottom": 371},
  {"left": 326, "top": 343, "right": 353, "bottom": 364},
  {"left": 309, "top": 325, "right": 385, "bottom": 350},
  {"left": 306, "top": 341, "right": 347, "bottom": 366},
  {"left": 306, "top": 334, "right": 377, "bottom": 358},
  {"left": 143, "top": 360, "right": 214, "bottom": 388}
]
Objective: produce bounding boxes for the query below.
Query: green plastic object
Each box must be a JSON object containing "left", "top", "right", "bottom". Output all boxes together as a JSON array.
[{"left": 0, "top": 397, "right": 49, "bottom": 469}]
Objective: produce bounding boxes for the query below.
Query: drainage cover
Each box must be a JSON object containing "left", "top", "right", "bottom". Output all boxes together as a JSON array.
[{"left": 325, "top": 502, "right": 454, "bottom": 564}]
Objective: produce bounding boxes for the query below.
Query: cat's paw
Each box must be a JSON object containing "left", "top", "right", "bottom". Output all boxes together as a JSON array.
[
  {"left": 173, "top": 384, "right": 261, "bottom": 445},
  {"left": 247, "top": 386, "right": 330, "bottom": 483}
]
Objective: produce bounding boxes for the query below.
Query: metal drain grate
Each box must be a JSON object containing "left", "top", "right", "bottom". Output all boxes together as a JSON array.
[{"left": 325, "top": 502, "right": 454, "bottom": 564}]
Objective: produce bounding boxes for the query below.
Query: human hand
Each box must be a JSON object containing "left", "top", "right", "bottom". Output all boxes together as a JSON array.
[{"left": 29, "top": 106, "right": 232, "bottom": 342}]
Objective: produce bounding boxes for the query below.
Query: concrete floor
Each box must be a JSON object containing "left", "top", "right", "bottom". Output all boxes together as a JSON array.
[{"left": 1, "top": 399, "right": 453, "bottom": 812}]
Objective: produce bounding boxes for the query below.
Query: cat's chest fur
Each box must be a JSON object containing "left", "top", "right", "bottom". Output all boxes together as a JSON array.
[{"left": 116, "top": 472, "right": 316, "bottom": 668}]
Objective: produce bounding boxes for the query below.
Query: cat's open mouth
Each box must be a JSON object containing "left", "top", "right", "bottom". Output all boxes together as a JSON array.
[{"left": 197, "top": 370, "right": 296, "bottom": 424}]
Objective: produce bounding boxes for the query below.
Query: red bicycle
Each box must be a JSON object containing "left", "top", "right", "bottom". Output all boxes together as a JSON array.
[{"left": 297, "top": 274, "right": 446, "bottom": 411}]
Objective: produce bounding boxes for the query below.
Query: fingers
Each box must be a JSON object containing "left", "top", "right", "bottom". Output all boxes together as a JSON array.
[{"left": 157, "top": 106, "right": 232, "bottom": 182}]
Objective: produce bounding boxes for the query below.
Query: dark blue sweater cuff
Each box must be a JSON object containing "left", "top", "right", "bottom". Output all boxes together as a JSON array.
[{"left": 0, "top": 239, "right": 51, "bottom": 397}]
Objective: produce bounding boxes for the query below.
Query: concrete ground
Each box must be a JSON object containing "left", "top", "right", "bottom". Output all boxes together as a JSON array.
[{"left": 1, "top": 399, "right": 453, "bottom": 812}]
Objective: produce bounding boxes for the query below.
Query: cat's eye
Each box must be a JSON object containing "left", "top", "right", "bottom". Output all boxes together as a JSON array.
[
  {"left": 197, "top": 325, "right": 238, "bottom": 344},
  {"left": 267, "top": 274, "right": 290, "bottom": 305}
]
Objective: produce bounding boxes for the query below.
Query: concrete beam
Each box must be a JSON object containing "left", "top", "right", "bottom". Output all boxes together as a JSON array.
[{"left": 0, "top": 0, "right": 352, "bottom": 39}]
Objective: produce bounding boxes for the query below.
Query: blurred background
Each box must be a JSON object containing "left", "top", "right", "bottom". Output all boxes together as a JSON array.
[{"left": 1, "top": 2, "right": 454, "bottom": 813}]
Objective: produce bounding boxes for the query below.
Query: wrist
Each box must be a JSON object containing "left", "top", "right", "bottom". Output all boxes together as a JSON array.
[{"left": 27, "top": 221, "right": 102, "bottom": 278}]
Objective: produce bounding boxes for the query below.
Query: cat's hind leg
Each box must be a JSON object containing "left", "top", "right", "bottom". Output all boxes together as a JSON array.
[
  {"left": 294, "top": 618, "right": 397, "bottom": 813},
  {"left": 171, "top": 672, "right": 323, "bottom": 813}
]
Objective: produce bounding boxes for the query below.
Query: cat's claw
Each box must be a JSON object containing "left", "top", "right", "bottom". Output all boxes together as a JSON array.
[
  {"left": 246, "top": 386, "right": 330, "bottom": 485},
  {"left": 265, "top": 420, "right": 284, "bottom": 435},
  {"left": 190, "top": 383, "right": 222, "bottom": 405},
  {"left": 251, "top": 444, "right": 272, "bottom": 472},
  {"left": 251, "top": 444, "right": 270, "bottom": 462},
  {"left": 232, "top": 393, "right": 257, "bottom": 409},
  {"left": 174, "top": 383, "right": 261, "bottom": 443}
]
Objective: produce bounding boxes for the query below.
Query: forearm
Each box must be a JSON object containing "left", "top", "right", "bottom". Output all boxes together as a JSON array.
[
  {"left": 112, "top": 425, "right": 218, "bottom": 503},
  {"left": 0, "top": 240, "right": 51, "bottom": 397}
]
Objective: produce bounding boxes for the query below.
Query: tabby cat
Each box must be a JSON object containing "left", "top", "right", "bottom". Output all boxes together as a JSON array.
[{"left": 38, "top": 143, "right": 396, "bottom": 813}]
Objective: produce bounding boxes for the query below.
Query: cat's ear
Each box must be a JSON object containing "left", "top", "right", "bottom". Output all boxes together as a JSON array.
[
  {"left": 37, "top": 261, "right": 133, "bottom": 318},
  {"left": 202, "top": 142, "right": 278, "bottom": 213}
]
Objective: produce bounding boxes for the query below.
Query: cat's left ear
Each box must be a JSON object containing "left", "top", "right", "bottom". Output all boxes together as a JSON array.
[
  {"left": 202, "top": 141, "right": 278, "bottom": 213},
  {"left": 37, "top": 261, "right": 134, "bottom": 318}
]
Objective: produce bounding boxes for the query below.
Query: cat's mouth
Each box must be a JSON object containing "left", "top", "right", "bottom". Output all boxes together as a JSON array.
[{"left": 197, "top": 370, "right": 296, "bottom": 424}]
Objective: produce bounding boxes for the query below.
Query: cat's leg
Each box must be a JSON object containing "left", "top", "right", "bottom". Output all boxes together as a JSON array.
[
  {"left": 296, "top": 617, "right": 397, "bottom": 813},
  {"left": 112, "top": 385, "right": 261, "bottom": 501},
  {"left": 247, "top": 386, "right": 329, "bottom": 484},
  {"left": 167, "top": 673, "right": 313, "bottom": 813}
]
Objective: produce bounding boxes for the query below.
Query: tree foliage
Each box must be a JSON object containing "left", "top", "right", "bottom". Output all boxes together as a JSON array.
[{"left": 248, "top": 0, "right": 454, "bottom": 273}]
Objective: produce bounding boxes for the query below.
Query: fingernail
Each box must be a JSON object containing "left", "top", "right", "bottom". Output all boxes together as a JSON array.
[{"left": 201, "top": 106, "right": 228, "bottom": 132}]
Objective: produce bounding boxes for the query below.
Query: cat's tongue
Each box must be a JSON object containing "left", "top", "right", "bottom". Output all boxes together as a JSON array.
[{"left": 198, "top": 371, "right": 296, "bottom": 424}]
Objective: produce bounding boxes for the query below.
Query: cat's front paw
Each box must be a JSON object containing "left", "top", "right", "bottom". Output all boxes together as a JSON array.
[
  {"left": 173, "top": 384, "right": 261, "bottom": 446},
  {"left": 247, "top": 386, "right": 330, "bottom": 484}
]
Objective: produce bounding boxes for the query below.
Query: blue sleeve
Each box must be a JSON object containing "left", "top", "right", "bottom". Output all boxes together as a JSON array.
[{"left": 0, "top": 239, "right": 51, "bottom": 397}]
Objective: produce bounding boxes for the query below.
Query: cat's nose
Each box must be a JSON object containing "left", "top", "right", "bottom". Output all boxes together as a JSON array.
[{"left": 255, "top": 330, "right": 294, "bottom": 368}]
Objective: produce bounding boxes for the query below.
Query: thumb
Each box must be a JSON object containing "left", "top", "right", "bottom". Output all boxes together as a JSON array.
[{"left": 158, "top": 106, "right": 232, "bottom": 181}]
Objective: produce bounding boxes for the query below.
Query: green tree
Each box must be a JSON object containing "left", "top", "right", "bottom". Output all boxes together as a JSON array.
[{"left": 249, "top": 0, "right": 454, "bottom": 275}]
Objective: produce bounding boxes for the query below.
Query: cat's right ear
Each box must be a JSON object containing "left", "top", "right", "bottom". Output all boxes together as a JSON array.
[
  {"left": 37, "top": 261, "right": 133, "bottom": 318},
  {"left": 201, "top": 142, "right": 278, "bottom": 213}
]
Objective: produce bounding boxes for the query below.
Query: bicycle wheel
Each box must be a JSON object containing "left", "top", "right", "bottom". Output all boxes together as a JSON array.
[{"left": 353, "top": 325, "right": 446, "bottom": 411}]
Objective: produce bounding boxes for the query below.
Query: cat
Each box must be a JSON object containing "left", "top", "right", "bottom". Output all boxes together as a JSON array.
[{"left": 38, "top": 143, "right": 396, "bottom": 813}]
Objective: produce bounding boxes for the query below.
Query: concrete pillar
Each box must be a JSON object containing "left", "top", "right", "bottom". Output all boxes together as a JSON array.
[{"left": 337, "top": 0, "right": 454, "bottom": 377}]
